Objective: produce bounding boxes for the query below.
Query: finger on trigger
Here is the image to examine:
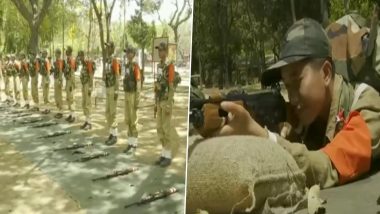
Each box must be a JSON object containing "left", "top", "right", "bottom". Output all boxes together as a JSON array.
[{"left": 220, "top": 101, "right": 241, "bottom": 114}]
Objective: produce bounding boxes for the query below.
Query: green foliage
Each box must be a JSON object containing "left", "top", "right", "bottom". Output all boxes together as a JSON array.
[
  {"left": 1, "top": 2, "right": 29, "bottom": 53},
  {"left": 127, "top": 8, "right": 156, "bottom": 51},
  {"left": 1, "top": 0, "right": 80, "bottom": 53},
  {"left": 192, "top": 0, "right": 378, "bottom": 88}
]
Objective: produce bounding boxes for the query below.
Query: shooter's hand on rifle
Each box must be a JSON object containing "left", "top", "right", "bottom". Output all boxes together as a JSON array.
[{"left": 214, "top": 101, "right": 269, "bottom": 138}]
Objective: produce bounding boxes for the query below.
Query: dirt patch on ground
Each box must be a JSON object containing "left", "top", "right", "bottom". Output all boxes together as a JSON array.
[{"left": 0, "top": 140, "right": 85, "bottom": 214}]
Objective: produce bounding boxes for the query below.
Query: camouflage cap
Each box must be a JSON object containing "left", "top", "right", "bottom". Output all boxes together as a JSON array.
[
  {"left": 124, "top": 46, "right": 136, "bottom": 54},
  {"left": 66, "top": 46, "right": 73, "bottom": 53},
  {"left": 55, "top": 48, "right": 62, "bottom": 54},
  {"left": 155, "top": 42, "right": 168, "bottom": 51},
  {"left": 78, "top": 50, "right": 85, "bottom": 56},
  {"left": 261, "top": 18, "right": 331, "bottom": 86}
]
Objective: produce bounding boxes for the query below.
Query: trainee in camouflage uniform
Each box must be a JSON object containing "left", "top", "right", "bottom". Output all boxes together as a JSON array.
[
  {"left": 52, "top": 49, "right": 65, "bottom": 118},
  {"left": 39, "top": 50, "right": 51, "bottom": 113},
  {"left": 3, "top": 55, "right": 12, "bottom": 103},
  {"left": 104, "top": 41, "right": 121, "bottom": 145},
  {"left": 10, "top": 55, "right": 21, "bottom": 107},
  {"left": 255, "top": 18, "right": 380, "bottom": 188},
  {"left": 29, "top": 52, "right": 40, "bottom": 111},
  {"left": 78, "top": 50, "right": 95, "bottom": 130},
  {"left": 154, "top": 42, "right": 177, "bottom": 167},
  {"left": 19, "top": 53, "right": 30, "bottom": 109},
  {"left": 122, "top": 46, "right": 141, "bottom": 153},
  {"left": 64, "top": 46, "right": 77, "bottom": 123}
]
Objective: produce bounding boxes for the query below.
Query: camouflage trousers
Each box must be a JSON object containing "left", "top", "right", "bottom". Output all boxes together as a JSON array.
[
  {"left": 82, "top": 83, "right": 92, "bottom": 120},
  {"left": 12, "top": 75, "right": 20, "bottom": 103},
  {"left": 54, "top": 79, "right": 63, "bottom": 112},
  {"left": 41, "top": 75, "right": 50, "bottom": 104},
  {"left": 30, "top": 75, "right": 39, "bottom": 106},
  {"left": 156, "top": 99, "right": 176, "bottom": 158},
  {"left": 65, "top": 76, "right": 75, "bottom": 112},
  {"left": 124, "top": 92, "right": 139, "bottom": 138},
  {"left": 106, "top": 86, "right": 118, "bottom": 132},
  {"left": 20, "top": 76, "right": 29, "bottom": 103},
  {"left": 4, "top": 76, "right": 12, "bottom": 99}
]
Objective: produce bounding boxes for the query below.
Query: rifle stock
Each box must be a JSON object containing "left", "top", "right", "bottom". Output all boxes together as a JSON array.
[
  {"left": 124, "top": 187, "right": 178, "bottom": 209},
  {"left": 92, "top": 167, "right": 138, "bottom": 182},
  {"left": 189, "top": 89, "right": 287, "bottom": 138}
]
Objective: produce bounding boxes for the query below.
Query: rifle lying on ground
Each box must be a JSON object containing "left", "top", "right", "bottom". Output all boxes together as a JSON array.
[
  {"left": 0, "top": 106, "right": 8, "bottom": 111},
  {"left": 19, "top": 118, "right": 44, "bottom": 124},
  {"left": 8, "top": 110, "right": 25, "bottom": 115},
  {"left": 189, "top": 88, "right": 287, "bottom": 138},
  {"left": 32, "top": 121, "right": 58, "bottom": 128},
  {"left": 38, "top": 130, "right": 71, "bottom": 139},
  {"left": 125, "top": 187, "right": 178, "bottom": 209},
  {"left": 73, "top": 152, "right": 109, "bottom": 162},
  {"left": 9, "top": 113, "right": 33, "bottom": 118},
  {"left": 53, "top": 143, "right": 93, "bottom": 152},
  {"left": 92, "top": 167, "right": 138, "bottom": 182}
]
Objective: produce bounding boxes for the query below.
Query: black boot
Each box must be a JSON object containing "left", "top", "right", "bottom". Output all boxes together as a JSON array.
[
  {"left": 154, "top": 156, "right": 165, "bottom": 165},
  {"left": 80, "top": 122, "right": 88, "bottom": 129},
  {"left": 41, "top": 109, "right": 50, "bottom": 114},
  {"left": 65, "top": 115, "right": 72, "bottom": 122},
  {"left": 160, "top": 157, "right": 172, "bottom": 167},
  {"left": 54, "top": 113, "right": 63, "bottom": 119},
  {"left": 123, "top": 145, "right": 137, "bottom": 154},
  {"left": 82, "top": 122, "right": 92, "bottom": 130},
  {"left": 68, "top": 116, "right": 76, "bottom": 123},
  {"left": 105, "top": 135, "right": 117, "bottom": 145}
]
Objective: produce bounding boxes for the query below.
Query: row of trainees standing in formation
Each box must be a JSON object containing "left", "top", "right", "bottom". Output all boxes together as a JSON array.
[{"left": 0, "top": 41, "right": 177, "bottom": 167}]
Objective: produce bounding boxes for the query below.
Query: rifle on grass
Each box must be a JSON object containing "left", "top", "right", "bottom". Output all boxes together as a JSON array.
[
  {"left": 53, "top": 143, "right": 93, "bottom": 152},
  {"left": 9, "top": 113, "right": 33, "bottom": 118},
  {"left": 38, "top": 130, "right": 71, "bottom": 139},
  {"left": 73, "top": 152, "right": 109, "bottom": 162},
  {"left": 92, "top": 167, "right": 138, "bottom": 182},
  {"left": 124, "top": 187, "right": 178, "bottom": 209},
  {"left": 32, "top": 121, "right": 58, "bottom": 128},
  {"left": 8, "top": 110, "right": 25, "bottom": 115},
  {"left": 189, "top": 87, "right": 287, "bottom": 138},
  {"left": 19, "top": 118, "right": 44, "bottom": 124}
]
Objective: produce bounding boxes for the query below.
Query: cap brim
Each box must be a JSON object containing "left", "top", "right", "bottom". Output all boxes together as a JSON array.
[{"left": 261, "top": 55, "right": 308, "bottom": 86}]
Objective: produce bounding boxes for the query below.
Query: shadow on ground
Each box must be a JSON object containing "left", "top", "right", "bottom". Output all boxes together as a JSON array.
[{"left": 0, "top": 68, "right": 189, "bottom": 214}]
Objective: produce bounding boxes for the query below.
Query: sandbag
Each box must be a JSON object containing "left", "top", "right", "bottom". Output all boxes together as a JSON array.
[{"left": 186, "top": 135, "right": 307, "bottom": 214}]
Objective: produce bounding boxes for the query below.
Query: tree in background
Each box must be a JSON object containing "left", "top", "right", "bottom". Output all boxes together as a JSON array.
[
  {"left": 90, "top": 0, "right": 117, "bottom": 77},
  {"left": 127, "top": 0, "right": 157, "bottom": 86},
  {"left": 155, "top": 0, "right": 192, "bottom": 62},
  {"left": 191, "top": 0, "right": 374, "bottom": 90},
  {"left": 9, "top": 0, "right": 53, "bottom": 54}
]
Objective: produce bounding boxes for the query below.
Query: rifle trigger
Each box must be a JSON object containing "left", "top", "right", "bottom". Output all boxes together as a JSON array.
[{"left": 218, "top": 109, "right": 228, "bottom": 118}]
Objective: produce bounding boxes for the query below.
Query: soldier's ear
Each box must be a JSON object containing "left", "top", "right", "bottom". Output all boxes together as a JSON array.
[{"left": 321, "top": 59, "right": 333, "bottom": 87}]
